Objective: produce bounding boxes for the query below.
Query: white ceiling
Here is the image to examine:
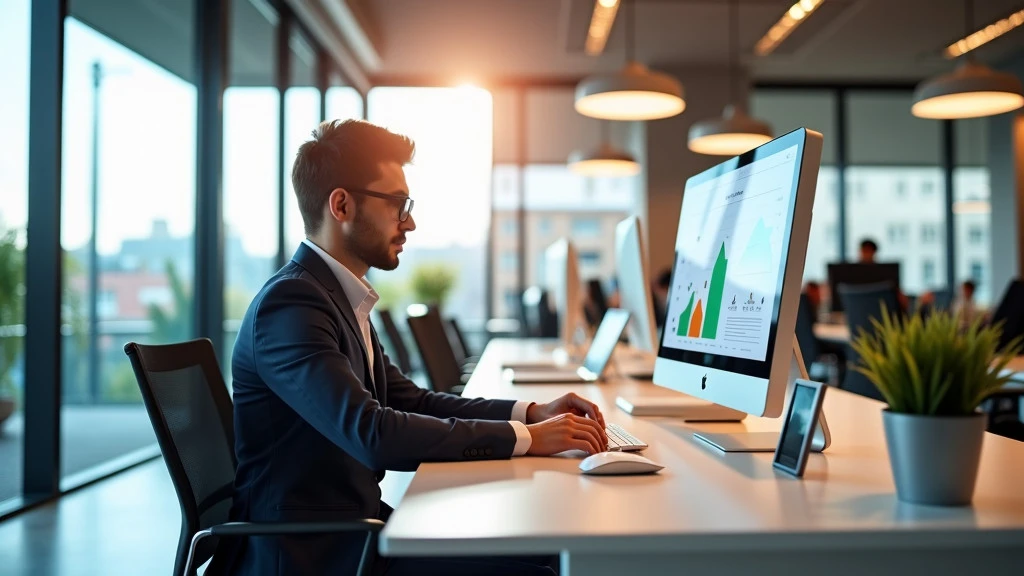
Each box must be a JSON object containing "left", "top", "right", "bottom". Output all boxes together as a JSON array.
[{"left": 358, "top": 0, "right": 1024, "bottom": 83}]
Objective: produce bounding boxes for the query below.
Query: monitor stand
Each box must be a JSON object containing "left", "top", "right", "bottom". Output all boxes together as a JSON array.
[{"left": 692, "top": 340, "right": 832, "bottom": 453}]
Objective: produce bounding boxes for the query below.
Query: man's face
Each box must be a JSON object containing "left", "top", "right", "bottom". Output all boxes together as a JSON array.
[{"left": 345, "top": 161, "right": 416, "bottom": 271}]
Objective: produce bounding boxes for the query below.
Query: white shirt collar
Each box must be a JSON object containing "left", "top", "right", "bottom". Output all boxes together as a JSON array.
[{"left": 301, "top": 239, "right": 380, "bottom": 318}]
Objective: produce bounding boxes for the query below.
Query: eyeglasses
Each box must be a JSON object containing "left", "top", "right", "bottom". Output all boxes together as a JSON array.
[{"left": 346, "top": 188, "right": 415, "bottom": 222}]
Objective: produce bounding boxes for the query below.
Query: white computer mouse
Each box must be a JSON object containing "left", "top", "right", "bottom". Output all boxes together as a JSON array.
[{"left": 578, "top": 451, "right": 664, "bottom": 475}]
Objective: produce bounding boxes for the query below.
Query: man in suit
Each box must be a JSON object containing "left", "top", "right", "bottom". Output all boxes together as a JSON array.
[{"left": 215, "top": 119, "right": 608, "bottom": 576}]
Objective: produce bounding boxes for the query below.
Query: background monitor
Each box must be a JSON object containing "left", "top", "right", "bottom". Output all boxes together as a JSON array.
[
  {"left": 543, "top": 239, "right": 582, "bottom": 351},
  {"left": 826, "top": 262, "right": 901, "bottom": 312},
  {"left": 653, "top": 128, "right": 823, "bottom": 418},
  {"left": 615, "top": 216, "right": 658, "bottom": 354}
]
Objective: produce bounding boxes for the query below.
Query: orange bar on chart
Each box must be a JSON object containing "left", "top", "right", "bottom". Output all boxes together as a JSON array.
[{"left": 688, "top": 300, "right": 704, "bottom": 337}]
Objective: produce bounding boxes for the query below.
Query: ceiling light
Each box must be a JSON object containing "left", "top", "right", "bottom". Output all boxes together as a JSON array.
[
  {"left": 945, "top": 7, "right": 1024, "bottom": 59},
  {"left": 912, "top": 61, "right": 1024, "bottom": 119},
  {"left": 585, "top": 0, "right": 620, "bottom": 56},
  {"left": 568, "top": 142, "right": 641, "bottom": 177},
  {"left": 913, "top": 1, "right": 1024, "bottom": 120},
  {"left": 688, "top": 1, "right": 773, "bottom": 156},
  {"left": 576, "top": 0, "right": 685, "bottom": 121},
  {"left": 755, "top": 0, "right": 826, "bottom": 56},
  {"left": 952, "top": 199, "right": 990, "bottom": 214}
]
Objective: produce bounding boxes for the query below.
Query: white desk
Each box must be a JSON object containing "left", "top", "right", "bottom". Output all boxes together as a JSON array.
[{"left": 380, "top": 339, "right": 1024, "bottom": 575}]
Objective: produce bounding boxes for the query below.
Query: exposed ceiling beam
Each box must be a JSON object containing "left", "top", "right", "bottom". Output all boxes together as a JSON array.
[{"left": 286, "top": 0, "right": 374, "bottom": 93}]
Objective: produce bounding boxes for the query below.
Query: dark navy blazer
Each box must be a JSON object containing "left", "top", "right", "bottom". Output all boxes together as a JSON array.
[{"left": 211, "top": 243, "right": 518, "bottom": 576}]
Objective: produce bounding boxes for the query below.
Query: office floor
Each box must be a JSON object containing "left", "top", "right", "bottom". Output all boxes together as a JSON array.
[{"left": 0, "top": 458, "right": 415, "bottom": 576}]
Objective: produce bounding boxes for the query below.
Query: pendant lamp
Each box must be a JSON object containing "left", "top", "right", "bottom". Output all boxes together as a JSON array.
[
  {"left": 568, "top": 122, "right": 641, "bottom": 176},
  {"left": 688, "top": 0, "right": 773, "bottom": 155},
  {"left": 575, "top": 0, "right": 685, "bottom": 121},
  {"left": 912, "top": 0, "right": 1024, "bottom": 119}
]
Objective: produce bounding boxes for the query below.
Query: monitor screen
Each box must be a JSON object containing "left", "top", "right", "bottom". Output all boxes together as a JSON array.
[{"left": 659, "top": 138, "right": 802, "bottom": 372}]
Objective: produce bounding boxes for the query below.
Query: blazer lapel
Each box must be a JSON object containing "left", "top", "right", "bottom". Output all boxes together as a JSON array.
[
  {"left": 291, "top": 243, "right": 377, "bottom": 399},
  {"left": 369, "top": 324, "right": 387, "bottom": 407}
]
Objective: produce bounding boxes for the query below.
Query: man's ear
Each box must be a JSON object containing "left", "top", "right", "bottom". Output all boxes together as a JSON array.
[{"left": 327, "top": 187, "right": 350, "bottom": 222}]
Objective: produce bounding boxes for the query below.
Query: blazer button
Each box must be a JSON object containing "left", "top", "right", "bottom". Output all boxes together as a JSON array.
[
  {"left": 484, "top": 448, "right": 493, "bottom": 456},
  {"left": 470, "top": 448, "right": 479, "bottom": 457},
  {"left": 463, "top": 449, "right": 470, "bottom": 457}
]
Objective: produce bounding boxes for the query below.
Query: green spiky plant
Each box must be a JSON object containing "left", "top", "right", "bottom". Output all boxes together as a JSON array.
[{"left": 850, "top": 307, "right": 1023, "bottom": 415}]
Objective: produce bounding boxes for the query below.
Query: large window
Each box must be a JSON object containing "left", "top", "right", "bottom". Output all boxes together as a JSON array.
[
  {"left": 0, "top": 0, "right": 31, "bottom": 503},
  {"left": 59, "top": 11, "right": 195, "bottom": 483},
  {"left": 954, "top": 118, "right": 992, "bottom": 305},
  {"left": 490, "top": 164, "right": 635, "bottom": 319},
  {"left": 283, "top": 28, "right": 322, "bottom": 251},
  {"left": 845, "top": 92, "right": 944, "bottom": 298},
  {"left": 223, "top": 0, "right": 280, "bottom": 374},
  {"left": 368, "top": 87, "right": 493, "bottom": 329}
]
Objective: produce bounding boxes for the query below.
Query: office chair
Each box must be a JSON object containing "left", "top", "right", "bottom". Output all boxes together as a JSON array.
[
  {"left": 989, "top": 279, "right": 1024, "bottom": 352},
  {"left": 375, "top": 308, "right": 415, "bottom": 374},
  {"left": 584, "top": 279, "right": 609, "bottom": 329},
  {"left": 794, "top": 293, "right": 843, "bottom": 385},
  {"left": 837, "top": 282, "right": 902, "bottom": 402},
  {"left": 124, "top": 339, "right": 383, "bottom": 576},
  {"left": 521, "top": 286, "right": 559, "bottom": 338},
  {"left": 405, "top": 306, "right": 466, "bottom": 395},
  {"left": 445, "top": 317, "right": 479, "bottom": 368},
  {"left": 982, "top": 279, "right": 1024, "bottom": 441}
]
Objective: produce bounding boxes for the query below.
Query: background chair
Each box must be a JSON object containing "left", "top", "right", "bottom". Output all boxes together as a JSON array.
[
  {"left": 375, "top": 308, "right": 414, "bottom": 374},
  {"left": 989, "top": 279, "right": 1024, "bottom": 351},
  {"left": 837, "top": 281, "right": 902, "bottom": 401},
  {"left": 124, "top": 339, "right": 383, "bottom": 576},
  {"left": 405, "top": 306, "right": 466, "bottom": 395},
  {"left": 445, "top": 317, "right": 478, "bottom": 369},
  {"left": 521, "top": 286, "right": 559, "bottom": 338}
]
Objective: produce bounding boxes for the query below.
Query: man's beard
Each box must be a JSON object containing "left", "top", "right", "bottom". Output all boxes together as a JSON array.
[{"left": 350, "top": 211, "right": 401, "bottom": 271}]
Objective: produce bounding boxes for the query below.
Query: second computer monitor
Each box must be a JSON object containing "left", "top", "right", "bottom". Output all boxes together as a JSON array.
[
  {"left": 827, "top": 262, "right": 901, "bottom": 312},
  {"left": 652, "top": 128, "right": 823, "bottom": 418},
  {"left": 543, "top": 238, "right": 582, "bottom": 351},
  {"left": 615, "top": 216, "right": 658, "bottom": 354}
]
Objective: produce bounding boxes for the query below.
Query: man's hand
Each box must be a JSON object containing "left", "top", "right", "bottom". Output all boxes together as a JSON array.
[
  {"left": 524, "top": 392, "right": 608, "bottom": 455},
  {"left": 525, "top": 413, "right": 608, "bottom": 456}
]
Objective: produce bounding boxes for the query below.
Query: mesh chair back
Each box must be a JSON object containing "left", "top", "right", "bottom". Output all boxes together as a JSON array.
[
  {"left": 125, "top": 339, "right": 236, "bottom": 576},
  {"left": 794, "top": 292, "right": 821, "bottom": 367},
  {"left": 990, "top": 279, "right": 1024, "bottom": 351},
  {"left": 445, "top": 318, "right": 473, "bottom": 365},
  {"left": 837, "top": 282, "right": 900, "bottom": 401},
  {"left": 406, "top": 306, "right": 463, "bottom": 394},
  {"left": 376, "top": 308, "right": 414, "bottom": 374}
]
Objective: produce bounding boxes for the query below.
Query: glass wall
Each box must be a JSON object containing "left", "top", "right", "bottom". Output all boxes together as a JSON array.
[
  {"left": 954, "top": 118, "right": 992, "bottom": 305},
  {"left": 844, "top": 91, "right": 944, "bottom": 299},
  {"left": 283, "top": 28, "right": 322, "bottom": 251},
  {"left": 367, "top": 87, "right": 493, "bottom": 332},
  {"left": 326, "top": 70, "right": 363, "bottom": 123},
  {"left": 60, "top": 5, "right": 195, "bottom": 482},
  {"left": 223, "top": 0, "right": 280, "bottom": 376},
  {"left": 0, "top": 0, "right": 31, "bottom": 503}
]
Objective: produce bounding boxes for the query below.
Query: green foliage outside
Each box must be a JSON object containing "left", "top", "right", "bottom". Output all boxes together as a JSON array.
[
  {"left": 851, "top": 307, "right": 1023, "bottom": 415},
  {"left": 409, "top": 263, "right": 458, "bottom": 307},
  {"left": 148, "top": 259, "right": 193, "bottom": 344},
  {"left": 0, "top": 229, "right": 24, "bottom": 399}
]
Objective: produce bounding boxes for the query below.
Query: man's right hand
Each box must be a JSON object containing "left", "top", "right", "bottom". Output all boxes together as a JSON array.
[{"left": 525, "top": 413, "right": 606, "bottom": 456}]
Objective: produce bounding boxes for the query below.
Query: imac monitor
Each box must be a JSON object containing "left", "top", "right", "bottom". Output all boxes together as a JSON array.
[
  {"left": 543, "top": 239, "right": 582, "bottom": 352},
  {"left": 615, "top": 216, "right": 659, "bottom": 354},
  {"left": 652, "top": 128, "right": 824, "bottom": 418},
  {"left": 827, "top": 262, "right": 901, "bottom": 312}
]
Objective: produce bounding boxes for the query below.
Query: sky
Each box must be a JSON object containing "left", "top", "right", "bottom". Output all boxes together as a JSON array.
[{"left": 0, "top": 5, "right": 493, "bottom": 258}]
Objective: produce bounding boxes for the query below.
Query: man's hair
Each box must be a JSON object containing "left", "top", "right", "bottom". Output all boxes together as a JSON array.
[
  {"left": 963, "top": 280, "right": 977, "bottom": 293},
  {"left": 291, "top": 119, "right": 415, "bottom": 235},
  {"left": 859, "top": 238, "right": 878, "bottom": 253}
]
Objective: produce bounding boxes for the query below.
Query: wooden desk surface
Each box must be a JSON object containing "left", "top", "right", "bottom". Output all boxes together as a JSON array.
[{"left": 380, "top": 339, "right": 1024, "bottom": 559}]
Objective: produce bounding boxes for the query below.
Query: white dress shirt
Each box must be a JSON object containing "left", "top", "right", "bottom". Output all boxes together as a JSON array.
[{"left": 302, "top": 239, "right": 533, "bottom": 455}]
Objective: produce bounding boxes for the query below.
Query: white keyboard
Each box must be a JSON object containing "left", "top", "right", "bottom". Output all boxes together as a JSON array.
[{"left": 605, "top": 423, "right": 648, "bottom": 452}]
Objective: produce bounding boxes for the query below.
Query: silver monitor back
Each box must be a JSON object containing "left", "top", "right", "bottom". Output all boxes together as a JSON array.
[{"left": 614, "top": 216, "right": 658, "bottom": 354}]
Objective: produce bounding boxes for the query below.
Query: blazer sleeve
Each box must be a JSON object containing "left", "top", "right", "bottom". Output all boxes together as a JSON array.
[
  {"left": 251, "top": 277, "right": 517, "bottom": 471},
  {"left": 380, "top": 351, "right": 516, "bottom": 420}
]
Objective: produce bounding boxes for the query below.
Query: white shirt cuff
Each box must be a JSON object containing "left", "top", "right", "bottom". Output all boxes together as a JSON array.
[
  {"left": 510, "top": 400, "right": 532, "bottom": 423},
  {"left": 508, "top": 420, "right": 532, "bottom": 456}
]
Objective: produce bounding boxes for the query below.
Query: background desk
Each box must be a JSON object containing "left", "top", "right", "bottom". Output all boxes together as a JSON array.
[{"left": 380, "top": 339, "right": 1024, "bottom": 575}]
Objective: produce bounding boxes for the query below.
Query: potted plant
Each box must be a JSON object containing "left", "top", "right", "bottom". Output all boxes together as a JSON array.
[
  {"left": 851, "top": 307, "right": 1022, "bottom": 506},
  {"left": 0, "top": 228, "right": 24, "bottom": 431},
  {"left": 409, "top": 263, "right": 458, "bottom": 309}
]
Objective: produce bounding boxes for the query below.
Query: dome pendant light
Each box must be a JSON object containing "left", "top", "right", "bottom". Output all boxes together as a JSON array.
[
  {"left": 688, "top": 0, "right": 773, "bottom": 155},
  {"left": 912, "top": 0, "right": 1024, "bottom": 119},
  {"left": 574, "top": 0, "right": 685, "bottom": 121},
  {"left": 568, "top": 121, "right": 641, "bottom": 177}
]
